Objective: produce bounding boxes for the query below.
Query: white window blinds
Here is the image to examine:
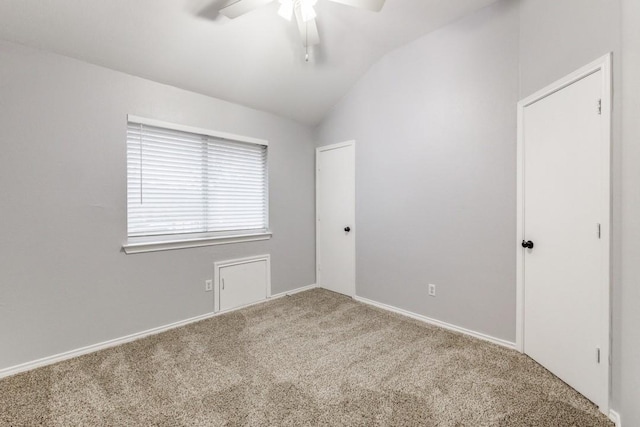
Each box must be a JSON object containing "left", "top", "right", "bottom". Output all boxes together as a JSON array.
[{"left": 127, "top": 121, "right": 268, "bottom": 238}]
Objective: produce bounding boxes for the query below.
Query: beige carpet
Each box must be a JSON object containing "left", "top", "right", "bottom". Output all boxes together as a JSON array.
[{"left": 0, "top": 289, "right": 612, "bottom": 426}]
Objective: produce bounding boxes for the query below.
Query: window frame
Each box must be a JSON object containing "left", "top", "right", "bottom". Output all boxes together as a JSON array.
[{"left": 123, "top": 115, "right": 271, "bottom": 254}]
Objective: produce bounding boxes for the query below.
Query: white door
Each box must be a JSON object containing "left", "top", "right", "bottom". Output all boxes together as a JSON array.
[
  {"left": 520, "top": 68, "right": 609, "bottom": 407},
  {"left": 316, "top": 142, "right": 355, "bottom": 297}
]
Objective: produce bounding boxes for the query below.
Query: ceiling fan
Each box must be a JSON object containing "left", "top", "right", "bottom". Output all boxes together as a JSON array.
[{"left": 218, "top": 0, "right": 385, "bottom": 60}]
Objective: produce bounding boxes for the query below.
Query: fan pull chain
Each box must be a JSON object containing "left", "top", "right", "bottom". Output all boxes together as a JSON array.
[{"left": 305, "top": 21, "right": 309, "bottom": 62}]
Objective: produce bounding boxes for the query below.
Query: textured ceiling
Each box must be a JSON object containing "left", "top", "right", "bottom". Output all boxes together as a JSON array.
[{"left": 0, "top": 0, "right": 498, "bottom": 125}]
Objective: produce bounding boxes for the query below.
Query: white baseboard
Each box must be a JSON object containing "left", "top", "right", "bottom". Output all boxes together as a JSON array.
[
  {"left": 0, "top": 283, "right": 317, "bottom": 380},
  {"left": 211, "top": 284, "right": 317, "bottom": 316},
  {"left": 353, "top": 295, "right": 516, "bottom": 350},
  {"left": 609, "top": 409, "right": 622, "bottom": 427},
  {"left": 270, "top": 283, "right": 317, "bottom": 299}
]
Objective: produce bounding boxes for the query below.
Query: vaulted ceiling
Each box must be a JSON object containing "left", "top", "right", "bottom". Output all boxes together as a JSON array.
[{"left": 0, "top": 0, "right": 498, "bottom": 125}]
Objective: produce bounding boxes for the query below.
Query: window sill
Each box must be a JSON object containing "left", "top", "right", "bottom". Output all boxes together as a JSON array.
[{"left": 122, "top": 231, "right": 272, "bottom": 254}]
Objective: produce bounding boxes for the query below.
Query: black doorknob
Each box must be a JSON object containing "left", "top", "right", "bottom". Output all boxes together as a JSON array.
[
  {"left": 344, "top": 226, "right": 351, "bottom": 232},
  {"left": 522, "top": 240, "right": 534, "bottom": 249}
]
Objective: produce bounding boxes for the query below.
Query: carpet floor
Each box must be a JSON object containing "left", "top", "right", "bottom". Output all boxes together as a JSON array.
[{"left": 0, "top": 289, "right": 612, "bottom": 426}]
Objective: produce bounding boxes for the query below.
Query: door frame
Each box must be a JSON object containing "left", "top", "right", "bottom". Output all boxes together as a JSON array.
[
  {"left": 515, "top": 54, "right": 612, "bottom": 413},
  {"left": 315, "top": 140, "right": 356, "bottom": 297}
]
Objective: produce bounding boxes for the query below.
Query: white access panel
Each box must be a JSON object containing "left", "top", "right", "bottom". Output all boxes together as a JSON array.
[{"left": 214, "top": 255, "right": 271, "bottom": 312}]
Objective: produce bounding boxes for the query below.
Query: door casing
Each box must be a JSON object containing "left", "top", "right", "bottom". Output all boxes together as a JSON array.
[
  {"left": 515, "top": 54, "right": 612, "bottom": 414},
  {"left": 316, "top": 141, "right": 356, "bottom": 297}
]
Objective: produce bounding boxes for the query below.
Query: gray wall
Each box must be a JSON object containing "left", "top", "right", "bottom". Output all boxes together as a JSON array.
[
  {"left": 620, "top": 0, "right": 640, "bottom": 423},
  {"left": 0, "top": 41, "right": 316, "bottom": 371},
  {"left": 518, "top": 0, "right": 621, "bottom": 97},
  {"left": 315, "top": 1, "right": 520, "bottom": 343}
]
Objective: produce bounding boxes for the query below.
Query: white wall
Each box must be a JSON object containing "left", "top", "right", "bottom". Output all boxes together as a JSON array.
[
  {"left": 620, "top": 0, "right": 640, "bottom": 423},
  {"left": 315, "top": 1, "right": 520, "bottom": 342},
  {"left": 0, "top": 41, "right": 316, "bottom": 371}
]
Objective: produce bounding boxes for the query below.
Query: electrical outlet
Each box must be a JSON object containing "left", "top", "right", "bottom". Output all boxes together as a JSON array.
[
  {"left": 428, "top": 284, "right": 436, "bottom": 297},
  {"left": 205, "top": 280, "right": 213, "bottom": 292}
]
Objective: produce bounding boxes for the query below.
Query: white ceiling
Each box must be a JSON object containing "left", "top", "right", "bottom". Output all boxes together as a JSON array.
[{"left": 0, "top": 0, "right": 498, "bottom": 125}]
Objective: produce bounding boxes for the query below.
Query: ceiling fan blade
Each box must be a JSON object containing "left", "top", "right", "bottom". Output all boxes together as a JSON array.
[
  {"left": 294, "top": 9, "right": 320, "bottom": 47},
  {"left": 327, "top": 0, "right": 385, "bottom": 12},
  {"left": 218, "top": 0, "right": 274, "bottom": 19}
]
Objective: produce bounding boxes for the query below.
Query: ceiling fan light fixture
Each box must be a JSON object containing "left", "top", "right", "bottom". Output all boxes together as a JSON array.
[
  {"left": 299, "top": 0, "right": 317, "bottom": 22},
  {"left": 218, "top": 0, "right": 385, "bottom": 60},
  {"left": 278, "top": 0, "right": 294, "bottom": 21}
]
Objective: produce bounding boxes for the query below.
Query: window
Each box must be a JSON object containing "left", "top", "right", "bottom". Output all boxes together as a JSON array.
[{"left": 124, "top": 116, "right": 269, "bottom": 253}]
